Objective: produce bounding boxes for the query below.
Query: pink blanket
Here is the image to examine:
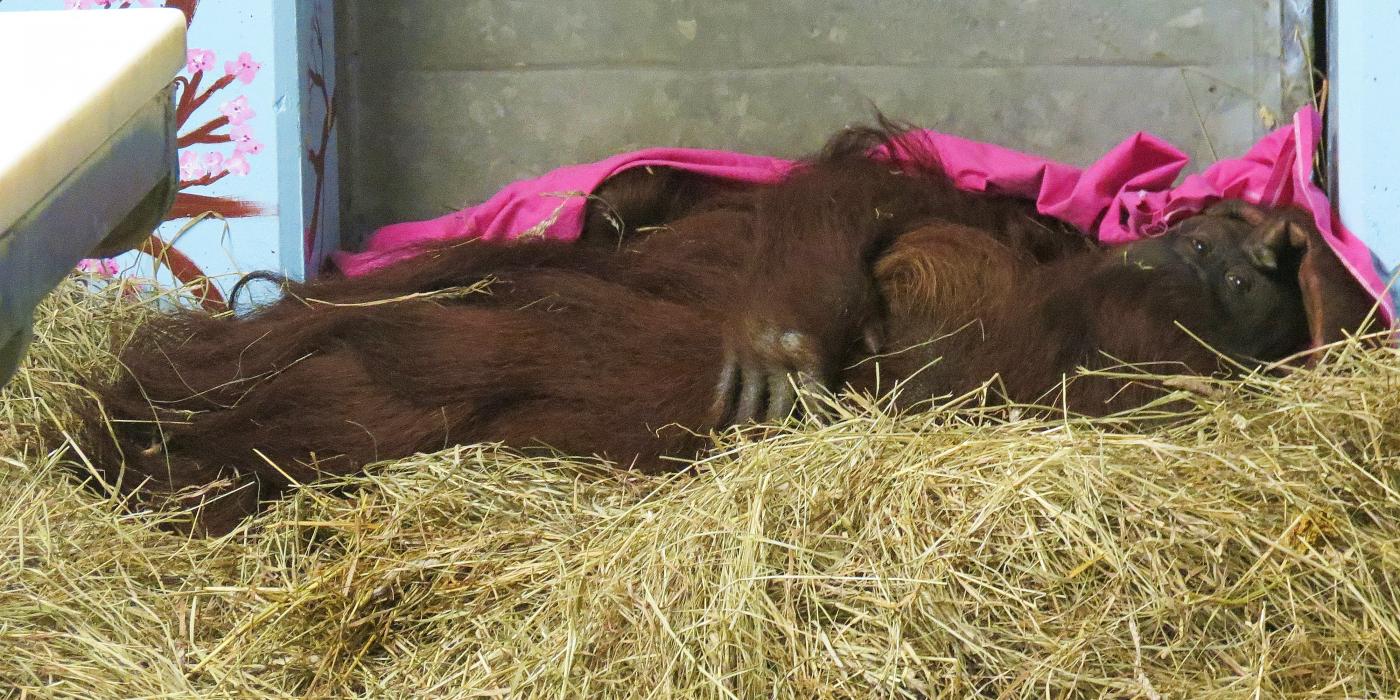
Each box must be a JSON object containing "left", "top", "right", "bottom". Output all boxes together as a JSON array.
[{"left": 333, "top": 106, "right": 1393, "bottom": 325}]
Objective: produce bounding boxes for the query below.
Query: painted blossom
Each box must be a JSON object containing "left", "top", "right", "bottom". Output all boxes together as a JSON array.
[
  {"left": 224, "top": 52, "right": 262, "bottom": 85},
  {"left": 186, "top": 48, "right": 215, "bottom": 74},
  {"left": 229, "top": 124, "right": 263, "bottom": 156},
  {"left": 219, "top": 95, "right": 255, "bottom": 125},
  {"left": 77, "top": 258, "right": 121, "bottom": 277},
  {"left": 179, "top": 151, "right": 205, "bottom": 180},
  {"left": 201, "top": 151, "right": 225, "bottom": 174},
  {"left": 66, "top": 0, "right": 162, "bottom": 8},
  {"left": 224, "top": 153, "right": 251, "bottom": 176}
]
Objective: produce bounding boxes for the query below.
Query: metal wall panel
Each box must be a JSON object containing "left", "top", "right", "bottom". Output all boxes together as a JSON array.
[{"left": 336, "top": 1, "right": 1303, "bottom": 243}]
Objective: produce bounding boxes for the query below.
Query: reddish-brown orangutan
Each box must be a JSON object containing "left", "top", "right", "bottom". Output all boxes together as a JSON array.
[{"left": 81, "top": 125, "right": 1378, "bottom": 535}]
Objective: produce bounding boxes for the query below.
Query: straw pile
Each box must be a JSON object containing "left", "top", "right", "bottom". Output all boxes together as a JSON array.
[{"left": 2, "top": 277, "right": 1398, "bottom": 699}]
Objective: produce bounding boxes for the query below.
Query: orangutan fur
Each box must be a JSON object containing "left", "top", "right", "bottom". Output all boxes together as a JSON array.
[{"left": 79, "top": 123, "right": 1376, "bottom": 535}]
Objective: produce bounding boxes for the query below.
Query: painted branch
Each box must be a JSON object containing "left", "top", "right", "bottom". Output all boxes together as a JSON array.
[
  {"left": 175, "top": 71, "right": 202, "bottom": 125},
  {"left": 303, "top": 71, "right": 337, "bottom": 264},
  {"left": 138, "top": 233, "right": 225, "bottom": 311},
  {"left": 178, "top": 73, "right": 235, "bottom": 124},
  {"left": 177, "top": 115, "right": 231, "bottom": 148},
  {"left": 177, "top": 170, "right": 229, "bottom": 191},
  {"left": 167, "top": 193, "right": 267, "bottom": 221},
  {"left": 178, "top": 133, "right": 232, "bottom": 148}
]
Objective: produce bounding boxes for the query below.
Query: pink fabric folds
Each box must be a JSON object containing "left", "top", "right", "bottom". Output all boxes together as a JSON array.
[
  {"left": 333, "top": 148, "right": 797, "bottom": 275},
  {"left": 332, "top": 106, "right": 1392, "bottom": 325}
]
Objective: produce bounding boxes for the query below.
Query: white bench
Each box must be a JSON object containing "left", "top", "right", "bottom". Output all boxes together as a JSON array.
[{"left": 0, "top": 8, "right": 185, "bottom": 385}]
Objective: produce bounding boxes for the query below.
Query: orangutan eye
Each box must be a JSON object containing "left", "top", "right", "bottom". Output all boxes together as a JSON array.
[{"left": 1226, "top": 272, "right": 1251, "bottom": 293}]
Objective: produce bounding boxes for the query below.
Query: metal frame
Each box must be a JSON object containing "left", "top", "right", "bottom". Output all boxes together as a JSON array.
[{"left": 0, "top": 87, "right": 178, "bottom": 385}]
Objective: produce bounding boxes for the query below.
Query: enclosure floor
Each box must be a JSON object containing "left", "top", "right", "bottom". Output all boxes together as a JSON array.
[{"left": 3, "top": 279, "right": 1398, "bottom": 698}]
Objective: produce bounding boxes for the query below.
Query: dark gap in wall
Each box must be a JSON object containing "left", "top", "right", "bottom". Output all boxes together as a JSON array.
[
  {"left": 1318, "top": 0, "right": 1336, "bottom": 192},
  {"left": 1312, "top": 0, "right": 1328, "bottom": 79}
]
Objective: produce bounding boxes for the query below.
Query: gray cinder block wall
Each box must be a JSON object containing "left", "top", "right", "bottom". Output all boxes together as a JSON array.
[{"left": 335, "top": 1, "right": 1310, "bottom": 246}]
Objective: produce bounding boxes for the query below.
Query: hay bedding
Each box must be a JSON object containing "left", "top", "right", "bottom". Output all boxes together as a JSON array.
[{"left": 2, "top": 278, "right": 1398, "bottom": 699}]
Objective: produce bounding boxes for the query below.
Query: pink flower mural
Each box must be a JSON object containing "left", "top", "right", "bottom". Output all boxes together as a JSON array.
[
  {"left": 185, "top": 48, "right": 214, "bottom": 74},
  {"left": 63, "top": 0, "right": 255, "bottom": 309},
  {"left": 200, "top": 150, "right": 224, "bottom": 174},
  {"left": 76, "top": 258, "right": 121, "bottom": 277},
  {"left": 224, "top": 153, "right": 250, "bottom": 177},
  {"left": 178, "top": 150, "right": 204, "bottom": 181},
  {"left": 229, "top": 124, "right": 262, "bottom": 154},
  {"left": 224, "top": 51, "right": 261, "bottom": 84},
  {"left": 218, "top": 95, "right": 255, "bottom": 125},
  {"left": 66, "top": 0, "right": 161, "bottom": 8},
  {"left": 60, "top": 0, "right": 337, "bottom": 305},
  {"left": 177, "top": 56, "right": 265, "bottom": 182}
]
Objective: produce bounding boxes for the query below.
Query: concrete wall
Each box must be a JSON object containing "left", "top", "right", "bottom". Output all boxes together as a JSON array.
[{"left": 336, "top": 1, "right": 1305, "bottom": 245}]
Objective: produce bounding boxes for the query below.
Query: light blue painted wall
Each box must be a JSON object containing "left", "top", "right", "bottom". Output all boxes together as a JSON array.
[
  {"left": 1, "top": 0, "right": 333, "bottom": 300},
  {"left": 158, "top": 0, "right": 282, "bottom": 289},
  {"left": 1331, "top": 1, "right": 1400, "bottom": 290}
]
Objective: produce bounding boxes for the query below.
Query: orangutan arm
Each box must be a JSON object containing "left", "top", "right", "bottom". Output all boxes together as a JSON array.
[{"left": 713, "top": 163, "right": 897, "bottom": 424}]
